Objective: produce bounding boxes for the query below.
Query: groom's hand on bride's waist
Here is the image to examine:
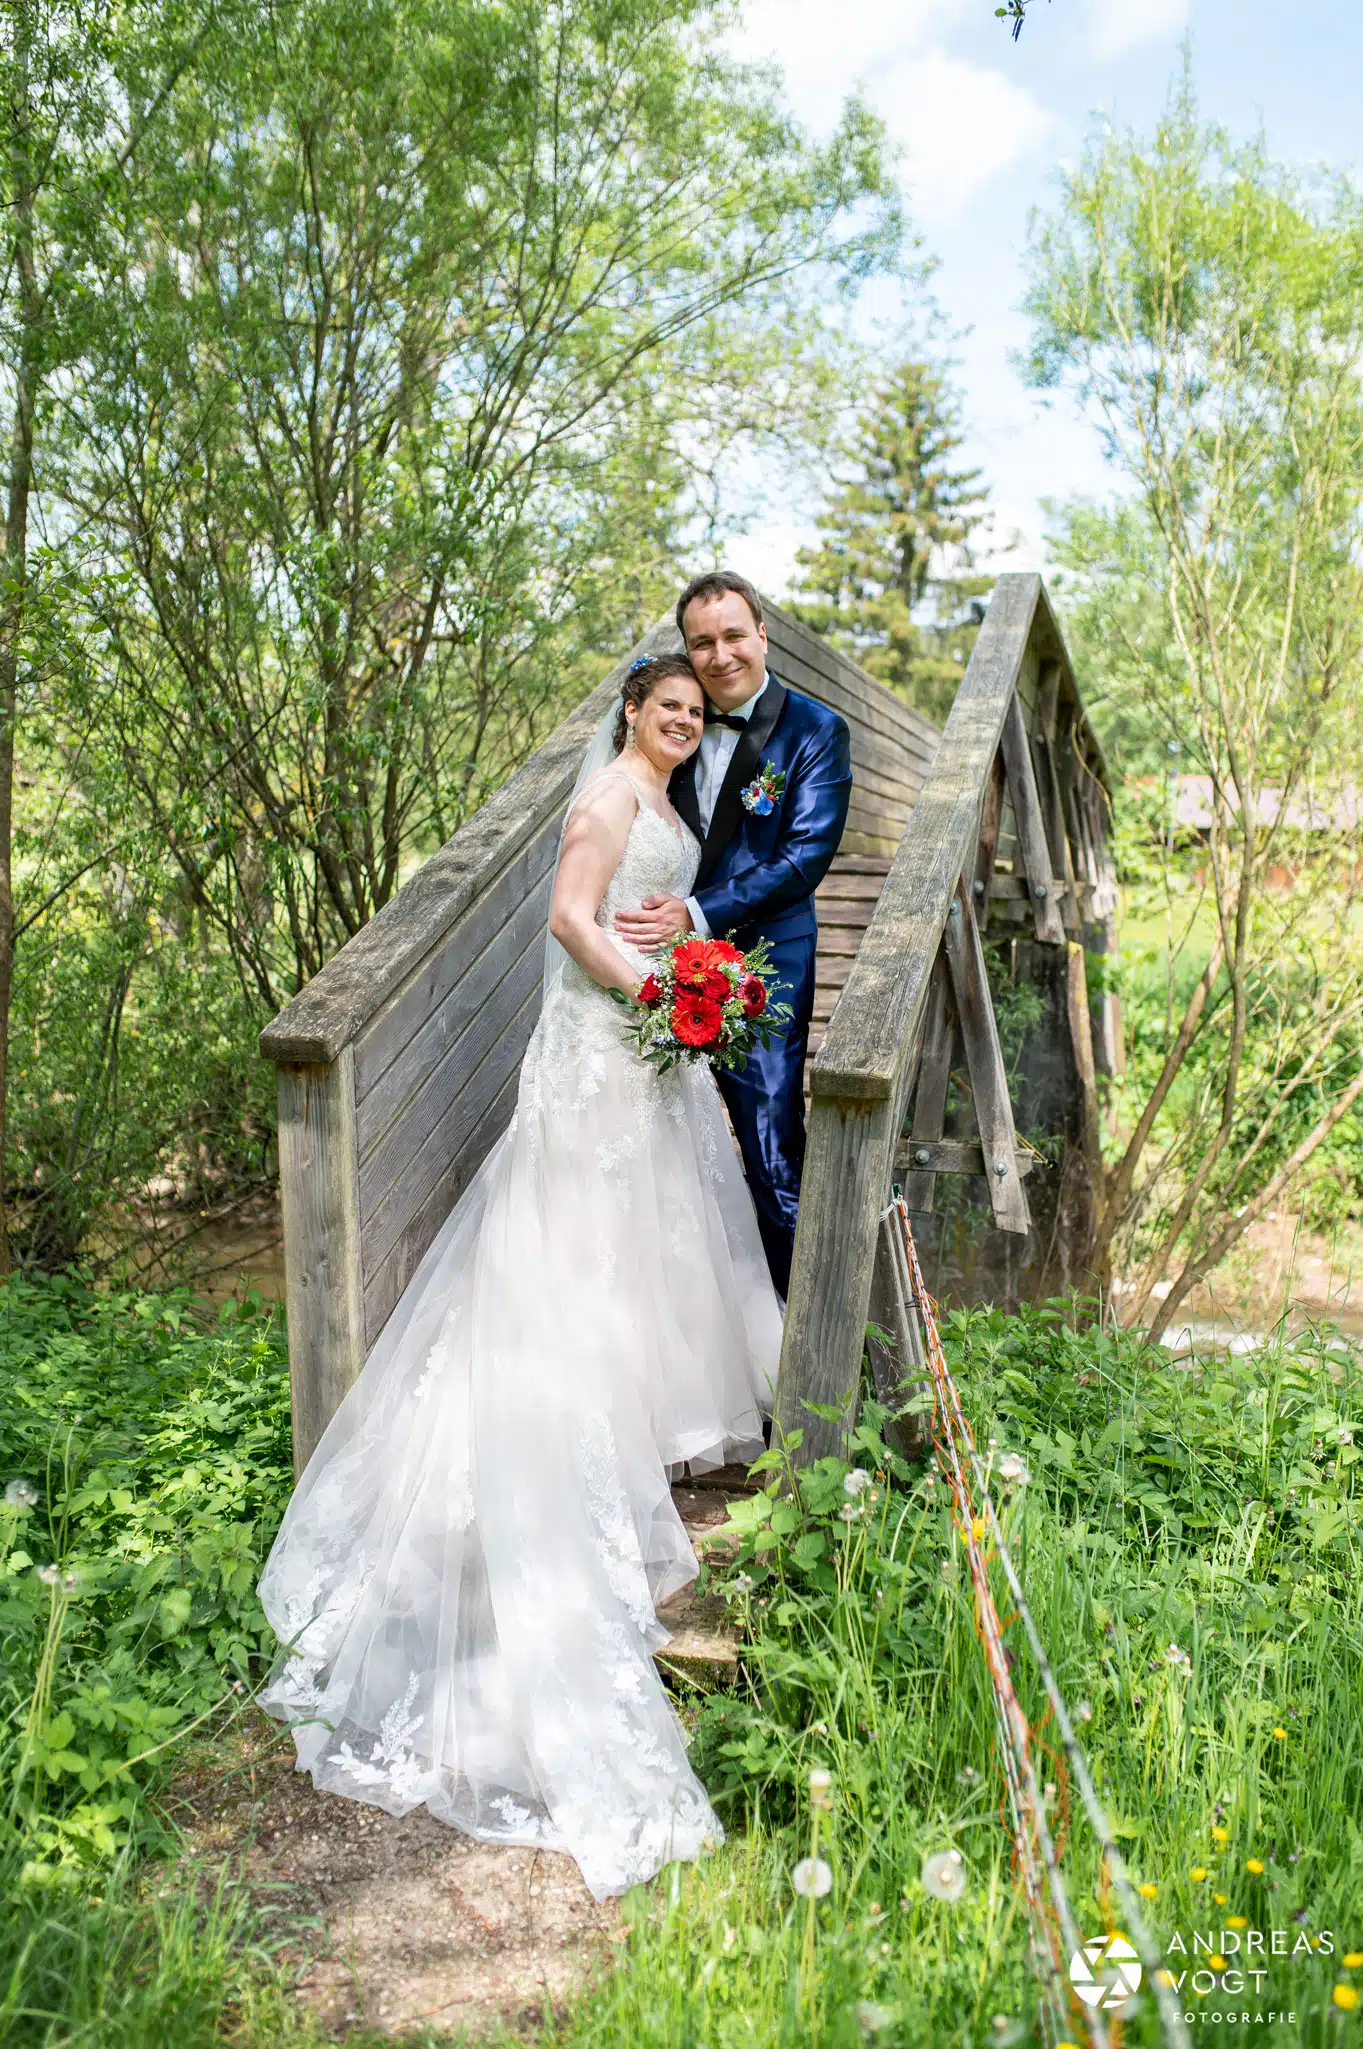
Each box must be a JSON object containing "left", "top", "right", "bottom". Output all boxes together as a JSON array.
[{"left": 614, "top": 895, "right": 694, "bottom": 946}]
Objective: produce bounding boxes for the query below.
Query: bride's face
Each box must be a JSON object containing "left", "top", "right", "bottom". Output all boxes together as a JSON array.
[{"left": 628, "top": 677, "right": 705, "bottom": 772}]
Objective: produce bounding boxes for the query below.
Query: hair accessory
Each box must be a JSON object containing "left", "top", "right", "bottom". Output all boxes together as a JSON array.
[{"left": 627, "top": 656, "right": 652, "bottom": 675}]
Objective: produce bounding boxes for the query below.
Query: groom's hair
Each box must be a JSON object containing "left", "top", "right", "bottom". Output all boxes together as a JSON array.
[{"left": 676, "top": 570, "right": 764, "bottom": 641}]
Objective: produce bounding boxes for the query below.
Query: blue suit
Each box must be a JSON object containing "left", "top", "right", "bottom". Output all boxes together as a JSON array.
[{"left": 671, "top": 675, "right": 853, "bottom": 1297}]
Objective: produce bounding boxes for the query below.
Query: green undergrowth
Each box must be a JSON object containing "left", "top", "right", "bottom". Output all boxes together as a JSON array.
[
  {"left": 3, "top": 1275, "right": 1362, "bottom": 2046},
  {"left": 539, "top": 1306, "right": 1363, "bottom": 2049}
]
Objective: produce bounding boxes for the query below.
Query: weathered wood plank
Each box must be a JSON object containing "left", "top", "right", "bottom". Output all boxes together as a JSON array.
[
  {"left": 999, "top": 691, "right": 1067, "bottom": 946},
  {"left": 276, "top": 1049, "right": 365, "bottom": 1476},
  {"left": 362, "top": 1059, "right": 522, "bottom": 1348},
  {"left": 359, "top": 934, "right": 544, "bottom": 1229},
  {"left": 900, "top": 953, "right": 955, "bottom": 1213},
  {"left": 773, "top": 1094, "right": 894, "bottom": 1460},
  {"left": 260, "top": 616, "right": 683, "bottom": 1065},
  {"left": 356, "top": 870, "right": 553, "bottom": 1160},
  {"left": 353, "top": 809, "right": 562, "bottom": 1109},
  {"left": 809, "top": 573, "right": 1045, "bottom": 1105},
  {"left": 765, "top": 640, "right": 940, "bottom": 765},
  {"left": 942, "top": 880, "right": 1030, "bottom": 1234},
  {"left": 766, "top": 604, "right": 939, "bottom": 751},
  {"left": 894, "top": 1137, "right": 1037, "bottom": 1178},
  {"left": 361, "top": 977, "right": 539, "bottom": 1289},
  {"left": 1066, "top": 939, "right": 1104, "bottom": 1187}
]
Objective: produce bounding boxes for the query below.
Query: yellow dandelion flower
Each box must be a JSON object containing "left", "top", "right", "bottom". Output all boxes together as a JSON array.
[
  {"left": 1212, "top": 1827, "right": 1229, "bottom": 1845},
  {"left": 1209, "top": 1954, "right": 1227, "bottom": 1971},
  {"left": 1272, "top": 1726, "right": 1287, "bottom": 1741},
  {"left": 970, "top": 1518, "right": 986, "bottom": 1542},
  {"left": 1343, "top": 1953, "right": 1363, "bottom": 1968},
  {"left": 1137, "top": 1883, "right": 1158, "bottom": 1901},
  {"left": 1246, "top": 1858, "right": 1264, "bottom": 1874},
  {"left": 1190, "top": 1867, "right": 1208, "bottom": 1882},
  {"left": 1227, "top": 1915, "right": 1249, "bottom": 1929},
  {"left": 1213, "top": 1894, "right": 1228, "bottom": 1905},
  {"left": 1334, "top": 1985, "right": 1359, "bottom": 2012},
  {"left": 1155, "top": 1969, "right": 1177, "bottom": 1988}
]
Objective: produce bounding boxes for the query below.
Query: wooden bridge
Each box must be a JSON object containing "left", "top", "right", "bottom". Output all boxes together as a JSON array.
[{"left": 262, "top": 573, "right": 1115, "bottom": 1473}]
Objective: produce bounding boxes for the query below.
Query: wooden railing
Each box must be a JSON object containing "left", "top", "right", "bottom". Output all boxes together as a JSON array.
[
  {"left": 773, "top": 572, "right": 1113, "bottom": 1464},
  {"left": 261, "top": 600, "right": 939, "bottom": 1472}
]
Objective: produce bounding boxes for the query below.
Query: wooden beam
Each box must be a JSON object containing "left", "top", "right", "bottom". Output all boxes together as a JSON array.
[
  {"left": 942, "top": 878, "right": 1031, "bottom": 1234},
  {"left": 276, "top": 1049, "right": 365, "bottom": 1476},
  {"left": 999, "top": 690, "right": 1066, "bottom": 945},
  {"left": 808, "top": 573, "right": 1046, "bottom": 1107},
  {"left": 899, "top": 954, "right": 955, "bottom": 1212},
  {"left": 895, "top": 1138, "right": 1037, "bottom": 1179}
]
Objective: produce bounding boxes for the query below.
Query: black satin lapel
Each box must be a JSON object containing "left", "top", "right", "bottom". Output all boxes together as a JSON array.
[
  {"left": 671, "top": 753, "right": 704, "bottom": 844},
  {"left": 694, "top": 677, "right": 788, "bottom": 891}
]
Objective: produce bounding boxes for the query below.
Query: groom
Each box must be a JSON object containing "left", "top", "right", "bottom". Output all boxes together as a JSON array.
[{"left": 614, "top": 571, "right": 852, "bottom": 1300}]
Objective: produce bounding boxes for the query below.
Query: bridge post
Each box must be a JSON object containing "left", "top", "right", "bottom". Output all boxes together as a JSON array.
[{"left": 774, "top": 573, "right": 1108, "bottom": 1466}]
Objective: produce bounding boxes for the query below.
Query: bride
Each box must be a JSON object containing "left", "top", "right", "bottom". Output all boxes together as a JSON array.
[{"left": 257, "top": 653, "right": 784, "bottom": 1901}]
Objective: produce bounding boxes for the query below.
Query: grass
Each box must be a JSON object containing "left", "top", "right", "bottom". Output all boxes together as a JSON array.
[
  {"left": 1, "top": 1275, "right": 1361, "bottom": 2045},
  {"left": 536, "top": 1305, "right": 1363, "bottom": 2048}
]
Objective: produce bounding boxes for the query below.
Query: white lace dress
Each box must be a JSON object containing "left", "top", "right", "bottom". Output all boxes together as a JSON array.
[{"left": 257, "top": 790, "right": 782, "bottom": 1899}]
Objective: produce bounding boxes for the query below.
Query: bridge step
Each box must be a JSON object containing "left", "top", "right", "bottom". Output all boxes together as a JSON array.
[{"left": 652, "top": 1476, "right": 755, "bottom": 1691}]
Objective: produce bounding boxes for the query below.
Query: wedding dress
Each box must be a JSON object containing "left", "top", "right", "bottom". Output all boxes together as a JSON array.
[{"left": 257, "top": 771, "right": 783, "bottom": 1900}]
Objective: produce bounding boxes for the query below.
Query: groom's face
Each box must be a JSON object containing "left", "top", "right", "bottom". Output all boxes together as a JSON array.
[{"left": 681, "top": 592, "right": 768, "bottom": 713}]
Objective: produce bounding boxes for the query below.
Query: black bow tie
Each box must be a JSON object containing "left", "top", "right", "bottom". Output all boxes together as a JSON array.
[{"left": 704, "top": 711, "right": 748, "bottom": 731}]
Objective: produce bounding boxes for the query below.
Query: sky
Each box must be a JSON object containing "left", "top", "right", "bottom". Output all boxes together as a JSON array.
[{"left": 720, "top": 0, "right": 1363, "bottom": 597}]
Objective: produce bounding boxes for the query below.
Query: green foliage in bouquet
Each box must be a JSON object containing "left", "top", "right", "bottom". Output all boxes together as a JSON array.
[{"left": 610, "top": 934, "right": 794, "bottom": 1077}]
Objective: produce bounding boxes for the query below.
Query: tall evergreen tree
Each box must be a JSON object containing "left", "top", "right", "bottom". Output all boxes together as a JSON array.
[{"left": 790, "top": 359, "right": 991, "bottom": 723}]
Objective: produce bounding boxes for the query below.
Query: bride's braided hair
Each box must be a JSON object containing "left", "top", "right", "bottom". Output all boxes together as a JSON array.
[{"left": 613, "top": 654, "right": 699, "bottom": 754}]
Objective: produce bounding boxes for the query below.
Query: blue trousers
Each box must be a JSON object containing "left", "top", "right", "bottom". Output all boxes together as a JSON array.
[{"left": 715, "top": 930, "right": 816, "bottom": 1302}]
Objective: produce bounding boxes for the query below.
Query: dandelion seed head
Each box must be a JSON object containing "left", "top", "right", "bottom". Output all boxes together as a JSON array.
[
  {"left": 5, "top": 1480, "right": 37, "bottom": 1508},
  {"left": 997, "top": 1453, "right": 1031, "bottom": 1484},
  {"left": 843, "top": 1468, "right": 871, "bottom": 1496},
  {"left": 35, "top": 1563, "right": 60, "bottom": 1585},
  {"left": 791, "top": 1858, "right": 833, "bottom": 1900},
  {"left": 922, "top": 1849, "right": 967, "bottom": 1902},
  {"left": 855, "top": 2001, "right": 894, "bottom": 2035}
]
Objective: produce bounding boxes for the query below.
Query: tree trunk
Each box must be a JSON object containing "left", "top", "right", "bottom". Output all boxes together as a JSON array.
[{"left": 0, "top": 16, "right": 41, "bottom": 1277}]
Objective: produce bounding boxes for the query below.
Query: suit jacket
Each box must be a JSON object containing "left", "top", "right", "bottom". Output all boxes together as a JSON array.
[{"left": 671, "top": 674, "right": 853, "bottom": 947}]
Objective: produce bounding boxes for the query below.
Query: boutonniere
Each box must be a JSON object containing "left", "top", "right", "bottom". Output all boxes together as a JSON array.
[{"left": 741, "top": 761, "right": 787, "bottom": 816}]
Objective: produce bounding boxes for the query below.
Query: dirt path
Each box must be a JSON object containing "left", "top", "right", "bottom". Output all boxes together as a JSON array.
[{"left": 170, "top": 1481, "right": 746, "bottom": 2041}]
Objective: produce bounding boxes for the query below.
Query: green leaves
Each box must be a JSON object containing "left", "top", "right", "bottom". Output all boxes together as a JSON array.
[{"left": 0, "top": 1275, "right": 293, "bottom": 1874}]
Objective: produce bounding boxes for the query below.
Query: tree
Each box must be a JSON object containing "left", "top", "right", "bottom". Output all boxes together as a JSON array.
[
  {"left": 788, "top": 358, "right": 990, "bottom": 724},
  {"left": 1027, "top": 73, "right": 1363, "bottom": 1338},
  {"left": 0, "top": 0, "right": 229, "bottom": 1270},
  {"left": 55, "top": 0, "right": 900, "bottom": 1012}
]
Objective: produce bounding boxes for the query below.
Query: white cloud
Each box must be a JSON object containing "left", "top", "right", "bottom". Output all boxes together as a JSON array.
[
  {"left": 727, "top": 2, "right": 1052, "bottom": 231},
  {"left": 877, "top": 50, "right": 1053, "bottom": 229},
  {"left": 1085, "top": 0, "right": 1188, "bottom": 63}
]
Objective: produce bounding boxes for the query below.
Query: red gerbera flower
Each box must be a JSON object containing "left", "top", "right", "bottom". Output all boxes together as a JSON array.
[
  {"left": 739, "top": 973, "right": 768, "bottom": 1019},
  {"left": 671, "top": 992, "right": 724, "bottom": 1048},
  {"left": 637, "top": 974, "right": 662, "bottom": 1007},
  {"left": 673, "top": 936, "right": 741, "bottom": 989}
]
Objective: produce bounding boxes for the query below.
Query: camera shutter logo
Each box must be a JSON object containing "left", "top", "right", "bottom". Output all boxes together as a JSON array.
[{"left": 1069, "top": 1933, "right": 1142, "bottom": 2011}]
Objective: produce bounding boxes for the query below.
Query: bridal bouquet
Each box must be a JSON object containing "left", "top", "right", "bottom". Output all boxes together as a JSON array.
[{"left": 611, "top": 935, "right": 791, "bottom": 1075}]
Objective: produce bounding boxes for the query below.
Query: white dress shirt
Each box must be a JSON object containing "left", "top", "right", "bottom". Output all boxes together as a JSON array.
[{"left": 685, "top": 675, "right": 769, "bottom": 938}]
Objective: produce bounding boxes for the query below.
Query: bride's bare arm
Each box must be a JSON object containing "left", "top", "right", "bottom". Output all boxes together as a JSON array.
[{"left": 548, "top": 779, "right": 646, "bottom": 995}]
